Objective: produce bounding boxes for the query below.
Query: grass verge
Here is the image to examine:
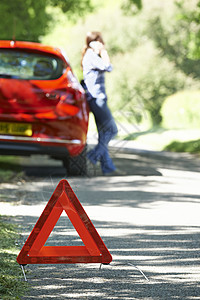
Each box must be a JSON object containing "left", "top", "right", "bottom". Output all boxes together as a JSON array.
[
  {"left": 164, "top": 139, "right": 200, "bottom": 154},
  {"left": 123, "top": 127, "right": 200, "bottom": 154},
  {"left": 0, "top": 215, "right": 28, "bottom": 299},
  {"left": 0, "top": 156, "right": 24, "bottom": 183}
]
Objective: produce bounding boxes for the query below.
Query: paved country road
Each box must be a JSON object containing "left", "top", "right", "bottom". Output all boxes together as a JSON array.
[{"left": 1, "top": 147, "right": 200, "bottom": 299}]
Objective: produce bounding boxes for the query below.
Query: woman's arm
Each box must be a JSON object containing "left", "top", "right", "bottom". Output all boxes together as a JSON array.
[
  {"left": 89, "top": 41, "right": 112, "bottom": 70},
  {"left": 100, "top": 47, "right": 110, "bottom": 67}
]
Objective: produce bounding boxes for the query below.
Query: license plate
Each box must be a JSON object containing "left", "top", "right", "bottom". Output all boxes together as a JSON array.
[{"left": 0, "top": 122, "right": 32, "bottom": 136}]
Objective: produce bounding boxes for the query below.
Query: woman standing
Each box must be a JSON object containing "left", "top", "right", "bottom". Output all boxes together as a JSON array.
[{"left": 81, "top": 31, "right": 118, "bottom": 175}]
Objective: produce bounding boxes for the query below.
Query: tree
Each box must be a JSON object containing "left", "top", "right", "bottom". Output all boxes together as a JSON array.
[
  {"left": 109, "top": 43, "right": 187, "bottom": 126},
  {"left": 49, "top": 0, "right": 93, "bottom": 16},
  {"left": 147, "top": 17, "right": 200, "bottom": 79},
  {"left": 117, "top": 0, "right": 200, "bottom": 125},
  {"left": 123, "top": 0, "right": 200, "bottom": 61},
  {"left": 0, "top": 0, "right": 49, "bottom": 42},
  {"left": 176, "top": 0, "right": 200, "bottom": 60},
  {"left": 121, "top": 0, "right": 142, "bottom": 14},
  {"left": 0, "top": 0, "right": 93, "bottom": 42}
]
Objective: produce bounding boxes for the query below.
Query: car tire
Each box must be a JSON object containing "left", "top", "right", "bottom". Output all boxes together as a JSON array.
[{"left": 63, "top": 146, "right": 87, "bottom": 176}]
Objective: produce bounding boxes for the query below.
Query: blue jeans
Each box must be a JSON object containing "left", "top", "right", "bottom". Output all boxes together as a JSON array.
[{"left": 87, "top": 98, "right": 118, "bottom": 174}]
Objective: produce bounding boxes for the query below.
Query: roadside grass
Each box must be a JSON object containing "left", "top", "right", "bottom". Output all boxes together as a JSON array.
[
  {"left": 88, "top": 90, "right": 200, "bottom": 155},
  {"left": 0, "top": 156, "right": 24, "bottom": 183},
  {"left": 0, "top": 215, "right": 28, "bottom": 299},
  {"left": 164, "top": 138, "right": 200, "bottom": 154},
  {"left": 88, "top": 111, "right": 200, "bottom": 154},
  {"left": 112, "top": 90, "right": 200, "bottom": 153},
  {"left": 122, "top": 127, "right": 200, "bottom": 154}
]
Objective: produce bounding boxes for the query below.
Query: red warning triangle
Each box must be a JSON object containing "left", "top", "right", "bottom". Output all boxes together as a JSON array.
[{"left": 17, "top": 179, "right": 112, "bottom": 265}]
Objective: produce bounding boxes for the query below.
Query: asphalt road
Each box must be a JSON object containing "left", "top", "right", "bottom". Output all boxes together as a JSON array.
[{"left": 1, "top": 145, "right": 200, "bottom": 299}]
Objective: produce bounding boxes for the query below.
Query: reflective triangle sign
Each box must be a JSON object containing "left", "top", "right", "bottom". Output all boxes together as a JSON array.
[{"left": 17, "top": 179, "right": 112, "bottom": 265}]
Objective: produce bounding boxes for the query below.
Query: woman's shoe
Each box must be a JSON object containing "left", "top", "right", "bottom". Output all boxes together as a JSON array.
[{"left": 103, "top": 168, "right": 126, "bottom": 176}]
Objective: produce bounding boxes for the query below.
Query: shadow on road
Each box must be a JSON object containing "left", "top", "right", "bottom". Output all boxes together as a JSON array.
[
  {"left": 14, "top": 214, "right": 200, "bottom": 300},
  {"left": 2, "top": 147, "right": 200, "bottom": 299},
  {"left": 14, "top": 148, "right": 200, "bottom": 179}
]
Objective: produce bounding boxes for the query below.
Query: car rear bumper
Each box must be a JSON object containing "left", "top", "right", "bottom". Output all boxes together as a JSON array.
[
  {"left": 0, "top": 134, "right": 81, "bottom": 144},
  {"left": 0, "top": 135, "right": 82, "bottom": 158}
]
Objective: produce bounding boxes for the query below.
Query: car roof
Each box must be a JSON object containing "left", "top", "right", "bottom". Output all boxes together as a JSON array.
[{"left": 0, "top": 40, "right": 66, "bottom": 61}]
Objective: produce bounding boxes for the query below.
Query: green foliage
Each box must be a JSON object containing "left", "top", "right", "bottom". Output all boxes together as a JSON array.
[
  {"left": 108, "top": 0, "right": 200, "bottom": 125},
  {"left": 49, "top": 0, "right": 93, "bottom": 19},
  {"left": 0, "top": 0, "right": 51, "bottom": 42},
  {"left": 134, "top": 61, "right": 186, "bottom": 125},
  {"left": 124, "top": 0, "right": 200, "bottom": 63},
  {"left": 0, "top": 156, "right": 23, "bottom": 183},
  {"left": 0, "top": 0, "right": 93, "bottom": 42},
  {"left": 147, "top": 1, "right": 200, "bottom": 78},
  {"left": 161, "top": 91, "right": 200, "bottom": 129},
  {"left": 0, "top": 219, "right": 16, "bottom": 248},
  {"left": 0, "top": 216, "right": 27, "bottom": 299},
  {"left": 108, "top": 40, "right": 187, "bottom": 125},
  {"left": 164, "top": 139, "right": 200, "bottom": 154},
  {"left": 175, "top": 0, "right": 200, "bottom": 60},
  {"left": 20, "top": 0, "right": 200, "bottom": 127},
  {"left": 43, "top": 0, "right": 199, "bottom": 127},
  {"left": 121, "top": 0, "right": 142, "bottom": 14},
  {"left": 120, "top": 126, "right": 200, "bottom": 152}
]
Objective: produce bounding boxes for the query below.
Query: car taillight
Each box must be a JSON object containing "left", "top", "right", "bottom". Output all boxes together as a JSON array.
[
  {"left": 45, "top": 92, "right": 60, "bottom": 101},
  {"left": 56, "top": 101, "right": 80, "bottom": 116},
  {"left": 59, "top": 93, "right": 76, "bottom": 105},
  {"left": 55, "top": 89, "right": 81, "bottom": 116}
]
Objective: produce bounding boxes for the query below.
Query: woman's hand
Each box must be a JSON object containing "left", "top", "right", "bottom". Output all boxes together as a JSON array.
[
  {"left": 89, "top": 41, "right": 110, "bottom": 66},
  {"left": 89, "top": 41, "right": 104, "bottom": 54}
]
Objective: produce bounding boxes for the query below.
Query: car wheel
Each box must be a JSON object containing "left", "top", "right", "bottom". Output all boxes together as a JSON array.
[{"left": 63, "top": 146, "right": 87, "bottom": 176}]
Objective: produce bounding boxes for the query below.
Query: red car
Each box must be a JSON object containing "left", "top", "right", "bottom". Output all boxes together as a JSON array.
[{"left": 0, "top": 40, "right": 89, "bottom": 175}]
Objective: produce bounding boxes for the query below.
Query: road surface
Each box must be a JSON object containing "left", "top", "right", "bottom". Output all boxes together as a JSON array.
[{"left": 0, "top": 146, "right": 200, "bottom": 299}]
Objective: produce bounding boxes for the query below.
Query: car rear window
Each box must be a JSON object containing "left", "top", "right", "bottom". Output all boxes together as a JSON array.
[{"left": 0, "top": 49, "right": 66, "bottom": 80}]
